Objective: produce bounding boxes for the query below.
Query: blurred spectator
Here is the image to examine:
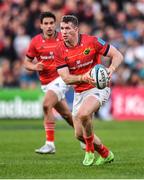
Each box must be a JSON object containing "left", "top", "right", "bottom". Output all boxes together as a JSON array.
[
  {"left": 123, "top": 20, "right": 140, "bottom": 42},
  {"left": 1, "top": 58, "right": 19, "bottom": 87},
  {"left": 79, "top": 22, "right": 93, "bottom": 34},
  {"left": 128, "top": 69, "right": 140, "bottom": 86},
  {"left": 136, "top": 0, "right": 144, "bottom": 15},
  {"left": 20, "top": 69, "right": 38, "bottom": 89},
  {"left": 13, "top": 25, "right": 31, "bottom": 59},
  {"left": 1, "top": 36, "right": 18, "bottom": 61}
]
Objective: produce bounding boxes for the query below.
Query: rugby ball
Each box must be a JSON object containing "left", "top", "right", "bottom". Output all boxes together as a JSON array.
[{"left": 90, "top": 64, "right": 109, "bottom": 89}]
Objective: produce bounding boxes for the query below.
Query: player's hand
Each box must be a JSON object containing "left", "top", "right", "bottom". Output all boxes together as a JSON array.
[
  {"left": 107, "top": 66, "right": 115, "bottom": 78},
  {"left": 80, "top": 71, "right": 96, "bottom": 85},
  {"left": 34, "top": 62, "right": 44, "bottom": 71},
  {"left": 106, "top": 66, "right": 115, "bottom": 86}
]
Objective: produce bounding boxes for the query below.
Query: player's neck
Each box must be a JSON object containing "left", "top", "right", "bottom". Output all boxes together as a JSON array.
[
  {"left": 65, "top": 41, "right": 76, "bottom": 48},
  {"left": 65, "top": 34, "right": 80, "bottom": 48},
  {"left": 43, "top": 31, "right": 57, "bottom": 39}
]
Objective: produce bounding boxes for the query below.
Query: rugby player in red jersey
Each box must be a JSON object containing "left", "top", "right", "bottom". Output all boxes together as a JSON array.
[
  {"left": 24, "top": 12, "right": 74, "bottom": 154},
  {"left": 55, "top": 15, "right": 123, "bottom": 166}
]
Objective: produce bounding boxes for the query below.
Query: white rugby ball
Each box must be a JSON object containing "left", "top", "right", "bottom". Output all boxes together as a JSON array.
[{"left": 90, "top": 64, "right": 109, "bottom": 89}]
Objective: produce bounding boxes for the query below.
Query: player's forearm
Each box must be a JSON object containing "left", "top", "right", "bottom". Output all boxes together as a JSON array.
[
  {"left": 61, "top": 74, "right": 82, "bottom": 85},
  {"left": 109, "top": 52, "right": 123, "bottom": 72},
  {"left": 57, "top": 67, "right": 92, "bottom": 85},
  {"left": 58, "top": 67, "right": 83, "bottom": 84},
  {"left": 107, "top": 45, "right": 123, "bottom": 73},
  {"left": 24, "top": 58, "right": 35, "bottom": 71}
]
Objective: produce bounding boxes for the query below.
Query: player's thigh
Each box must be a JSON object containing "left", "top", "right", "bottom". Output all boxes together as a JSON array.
[
  {"left": 73, "top": 87, "right": 110, "bottom": 117},
  {"left": 43, "top": 90, "right": 59, "bottom": 107},
  {"left": 54, "top": 99, "right": 70, "bottom": 115},
  {"left": 72, "top": 92, "right": 100, "bottom": 118},
  {"left": 54, "top": 100, "right": 73, "bottom": 126},
  {"left": 78, "top": 95, "right": 100, "bottom": 117}
]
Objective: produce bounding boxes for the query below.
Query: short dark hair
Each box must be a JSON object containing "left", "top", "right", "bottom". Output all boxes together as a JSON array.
[
  {"left": 61, "top": 15, "right": 78, "bottom": 27},
  {"left": 40, "top": 11, "right": 56, "bottom": 23}
]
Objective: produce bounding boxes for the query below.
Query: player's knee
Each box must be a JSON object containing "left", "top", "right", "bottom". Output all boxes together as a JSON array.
[
  {"left": 61, "top": 111, "right": 73, "bottom": 127},
  {"left": 75, "top": 131, "right": 83, "bottom": 141},
  {"left": 76, "top": 110, "right": 90, "bottom": 122},
  {"left": 43, "top": 101, "right": 52, "bottom": 113},
  {"left": 61, "top": 111, "right": 71, "bottom": 120}
]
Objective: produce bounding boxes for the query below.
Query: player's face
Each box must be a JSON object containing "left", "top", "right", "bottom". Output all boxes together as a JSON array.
[
  {"left": 60, "top": 22, "right": 78, "bottom": 43},
  {"left": 40, "top": 17, "right": 56, "bottom": 37}
]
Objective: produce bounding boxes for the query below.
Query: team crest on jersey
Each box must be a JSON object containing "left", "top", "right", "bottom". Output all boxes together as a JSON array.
[{"left": 83, "top": 48, "right": 91, "bottom": 55}]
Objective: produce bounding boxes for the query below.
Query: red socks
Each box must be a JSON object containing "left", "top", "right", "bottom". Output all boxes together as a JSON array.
[
  {"left": 84, "top": 134, "right": 109, "bottom": 157},
  {"left": 84, "top": 134, "right": 94, "bottom": 153},
  {"left": 96, "top": 144, "right": 109, "bottom": 158},
  {"left": 44, "top": 121, "right": 55, "bottom": 142}
]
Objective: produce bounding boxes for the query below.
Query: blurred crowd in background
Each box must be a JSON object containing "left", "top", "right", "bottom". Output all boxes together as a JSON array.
[{"left": 0, "top": 0, "right": 144, "bottom": 89}]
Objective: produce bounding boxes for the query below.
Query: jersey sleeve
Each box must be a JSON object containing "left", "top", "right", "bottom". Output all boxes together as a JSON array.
[
  {"left": 55, "top": 44, "right": 68, "bottom": 69},
  {"left": 26, "top": 38, "right": 37, "bottom": 59},
  {"left": 93, "top": 37, "right": 110, "bottom": 56}
]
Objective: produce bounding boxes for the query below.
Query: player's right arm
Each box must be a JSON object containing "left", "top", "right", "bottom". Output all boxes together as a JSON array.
[
  {"left": 24, "top": 37, "right": 44, "bottom": 72},
  {"left": 57, "top": 66, "right": 94, "bottom": 85},
  {"left": 24, "top": 56, "right": 44, "bottom": 71}
]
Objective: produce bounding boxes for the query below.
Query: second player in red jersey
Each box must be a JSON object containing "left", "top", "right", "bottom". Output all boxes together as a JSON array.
[{"left": 24, "top": 12, "right": 73, "bottom": 154}]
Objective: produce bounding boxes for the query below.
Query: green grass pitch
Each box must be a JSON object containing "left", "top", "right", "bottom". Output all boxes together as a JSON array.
[{"left": 0, "top": 119, "right": 144, "bottom": 179}]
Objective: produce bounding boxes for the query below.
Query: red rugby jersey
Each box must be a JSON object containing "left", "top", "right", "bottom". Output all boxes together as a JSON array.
[
  {"left": 55, "top": 34, "right": 110, "bottom": 92},
  {"left": 26, "top": 32, "right": 62, "bottom": 85}
]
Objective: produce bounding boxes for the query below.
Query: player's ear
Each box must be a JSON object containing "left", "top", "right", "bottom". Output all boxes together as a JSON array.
[{"left": 75, "top": 26, "right": 78, "bottom": 32}]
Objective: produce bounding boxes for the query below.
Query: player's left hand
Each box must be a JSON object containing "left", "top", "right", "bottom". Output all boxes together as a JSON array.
[
  {"left": 106, "top": 66, "right": 115, "bottom": 86},
  {"left": 107, "top": 65, "right": 115, "bottom": 77}
]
